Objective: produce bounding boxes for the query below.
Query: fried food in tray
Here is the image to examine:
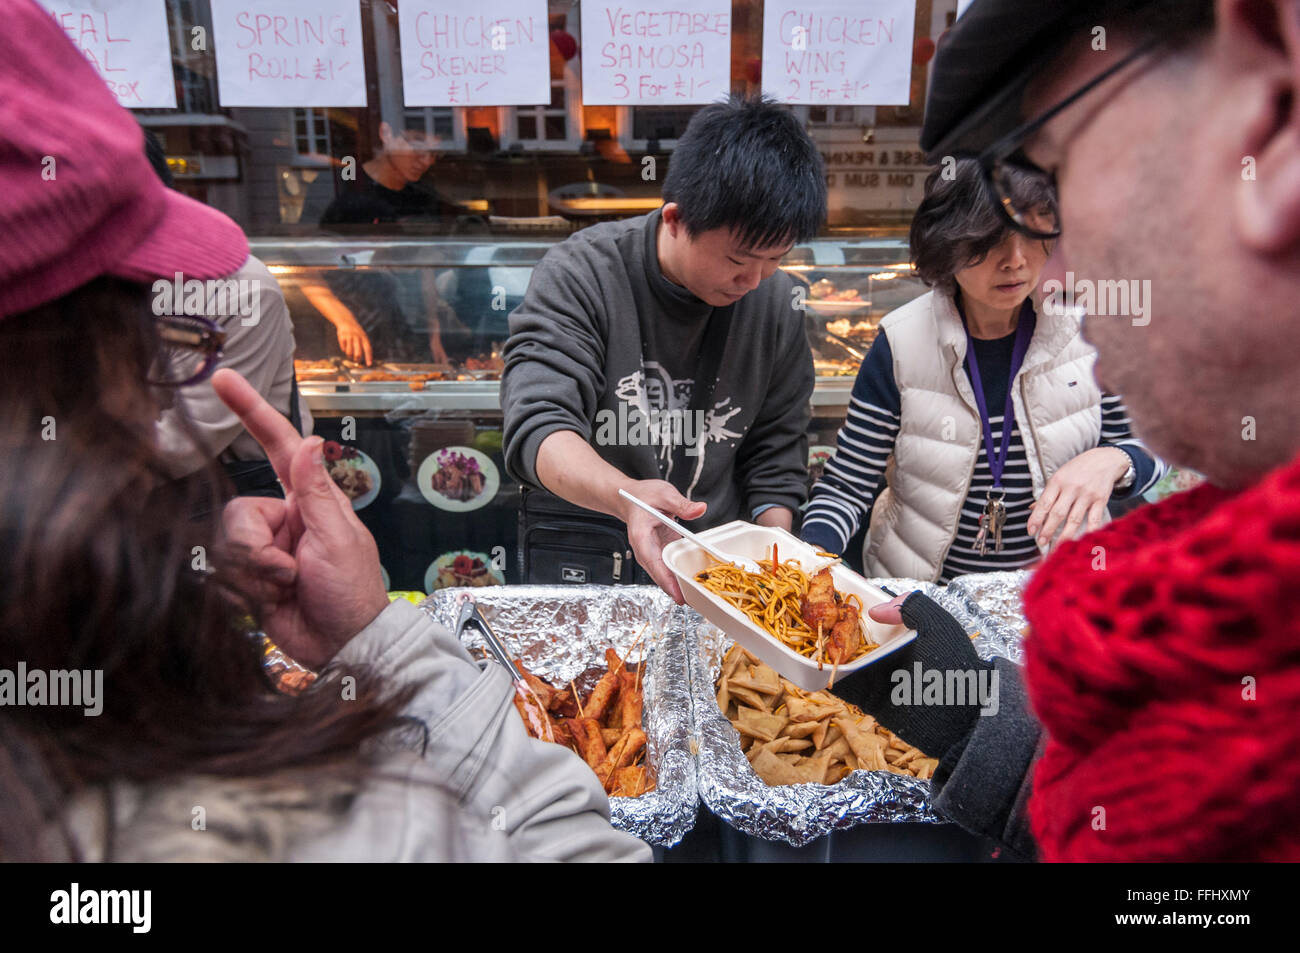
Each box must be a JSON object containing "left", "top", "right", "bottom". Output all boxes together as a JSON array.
[
  {"left": 293, "top": 358, "right": 348, "bottom": 382},
  {"left": 695, "top": 550, "right": 878, "bottom": 668},
  {"left": 716, "top": 645, "right": 937, "bottom": 786},
  {"left": 334, "top": 362, "right": 453, "bottom": 390},
  {"left": 813, "top": 359, "right": 859, "bottom": 377},
  {"left": 509, "top": 647, "right": 655, "bottom": 798},
  {"left": 824, "top": 317, "right": 879, "bottom": 345},
  {"left": 810, "top": 279, "right": 862, "bottom": 301}
]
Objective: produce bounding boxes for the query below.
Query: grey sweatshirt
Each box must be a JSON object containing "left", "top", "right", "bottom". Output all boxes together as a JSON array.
[{"left": 501, "top": 210, "right": 814, "bottom": 525}]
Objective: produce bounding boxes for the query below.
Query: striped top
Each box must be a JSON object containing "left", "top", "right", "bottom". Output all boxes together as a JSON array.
[{"left": 801, "top": 329, "right": 1166, "bottom": 582}]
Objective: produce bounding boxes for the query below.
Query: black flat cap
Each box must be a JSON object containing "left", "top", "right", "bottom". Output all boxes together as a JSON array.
[{"left": 921, "top": 0, "right": 1158, "bottom": 162}]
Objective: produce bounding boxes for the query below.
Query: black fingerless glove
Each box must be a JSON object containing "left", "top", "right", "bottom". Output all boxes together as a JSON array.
[{"left": 832, "top": 592, "right": 992, "bottom": 759}]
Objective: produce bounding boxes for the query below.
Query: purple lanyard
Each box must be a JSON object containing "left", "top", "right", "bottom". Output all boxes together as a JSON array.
[{"left": 961, "top": 300, "right": 1036, "bottom": 490}]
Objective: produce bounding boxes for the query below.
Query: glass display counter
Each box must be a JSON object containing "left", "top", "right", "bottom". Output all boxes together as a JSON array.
[{"left": 252, "top": 234, "right": 925, "bottom": 591}]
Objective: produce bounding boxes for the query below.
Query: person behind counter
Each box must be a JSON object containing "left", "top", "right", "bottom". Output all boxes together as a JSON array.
[
  {"left": 300, "top": 115, "right": 464, "bottom": 366},
  {"left": 0, "top": 0, "right": 648, "bottom": 863},
  {"left": 800, "top": 157, "right": 1166, "bottom": 581},
  {"left": 142, "top": 127, "right": 313, "bottom": 498},
  {"left": 837, "top": 0, "right": 1300, "bottom": 862},
  {"left": 501, "top": 95, "right": 826, "bottom": 602}
]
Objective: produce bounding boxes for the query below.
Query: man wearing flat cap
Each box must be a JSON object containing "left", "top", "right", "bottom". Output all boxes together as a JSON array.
[{"left": 836, "top": 0, "right": 1300, "bottom": 861}]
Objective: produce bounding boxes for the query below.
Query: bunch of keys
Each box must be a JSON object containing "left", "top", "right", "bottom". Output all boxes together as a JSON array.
[{"left": 974, "top": 489, "right": 1007, "bottom": 556}]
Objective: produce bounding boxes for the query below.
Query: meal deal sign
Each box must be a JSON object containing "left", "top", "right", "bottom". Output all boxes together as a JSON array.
[
  {"left": 40, "top": 0, "right": 177, "bottom": 108},
  {"left": 762, "top": 0, "right": 915, "bottom": 105},
  {"left": 210, "top": 0, "right": 366, "bottom": 107},
  {"left": 398, "top": 0, "right": 549, "bottom": 106},
  {"left": 581, "top": 1, "right": 731, "bottom": 105}
]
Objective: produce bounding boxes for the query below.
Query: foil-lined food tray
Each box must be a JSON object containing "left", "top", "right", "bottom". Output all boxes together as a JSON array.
[
  {"left": 943, "top": 571, "right": 1033, "bottom": 664},
  {"left": 687, "top": 578, "right": 1003, "bottom": 846},
  {"left": 422, "top": 585, "right": 698, "bottom": 847}
]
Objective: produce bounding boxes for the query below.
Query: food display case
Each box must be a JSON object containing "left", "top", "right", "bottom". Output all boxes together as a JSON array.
[{"left": 253, "top": 235, "right": 924, "bottom": 592}]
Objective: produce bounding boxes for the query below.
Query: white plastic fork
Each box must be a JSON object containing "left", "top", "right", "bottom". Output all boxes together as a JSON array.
[{"left": 618, "top": 488, "right": 768, "bottom": 574}]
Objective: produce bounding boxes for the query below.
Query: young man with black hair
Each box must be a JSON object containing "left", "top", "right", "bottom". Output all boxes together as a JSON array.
[{"left": 501, "top": 95, "right": 827, "bottom": 601}]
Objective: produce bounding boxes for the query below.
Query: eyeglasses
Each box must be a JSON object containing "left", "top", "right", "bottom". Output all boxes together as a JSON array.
[
  {"left": 148, "top": 313, "right": 226, "bottom": 388},
  {"left": 976, "top": 37, "right": 1164, "bottom": 240}
]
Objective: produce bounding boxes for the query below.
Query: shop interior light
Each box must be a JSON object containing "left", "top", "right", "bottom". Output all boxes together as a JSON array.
[{"left": 557, "top": 197, "right": 664, "bottom": 212}]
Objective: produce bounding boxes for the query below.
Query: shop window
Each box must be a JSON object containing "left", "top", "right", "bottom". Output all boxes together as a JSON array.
[
  {"left": 293, "top": 109, "right": 333, "bottom": 161},
  {"left": 620, "top": 106, "right": 698, "bottom": 151},
  {"left": 403, "top": 107, "right": 467, "bottom": 152},
  {"left": 507, "top": 79, "right": 581, "bottom": 150},
  {"left": 800, "top": 106, "right": 875, "bottom": 127}
]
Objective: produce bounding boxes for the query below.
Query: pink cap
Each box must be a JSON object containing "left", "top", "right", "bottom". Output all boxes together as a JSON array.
[{"left": 0, "top": 0, "right": 250, "bottom": 319}]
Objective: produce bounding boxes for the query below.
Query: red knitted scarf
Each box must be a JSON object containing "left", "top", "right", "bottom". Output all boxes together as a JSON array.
[{"left": 1022, "top": 456, "right": 1300, "bottom": 861}]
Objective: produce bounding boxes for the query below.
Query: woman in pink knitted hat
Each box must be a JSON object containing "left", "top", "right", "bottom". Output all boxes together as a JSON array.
[{"left": 0, "top": 0, "right": 646, "bottom": 863}]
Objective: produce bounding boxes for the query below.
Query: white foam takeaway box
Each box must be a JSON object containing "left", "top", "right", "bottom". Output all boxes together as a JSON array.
[{"left": 662, "top": 521, "right": 916, "bottom": 691}]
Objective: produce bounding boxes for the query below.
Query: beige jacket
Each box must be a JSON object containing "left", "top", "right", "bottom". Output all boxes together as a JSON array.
[
  {"left": 51, "top": 601, "right": 652, "bottom": 862},
  {"left": 864, "top": 289, "right": 1103, "bottom": 580}
]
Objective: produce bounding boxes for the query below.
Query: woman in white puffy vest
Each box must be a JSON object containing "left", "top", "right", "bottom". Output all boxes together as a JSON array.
[{"left": 802, "top": 159, "right": 1166, "bottom": 582}]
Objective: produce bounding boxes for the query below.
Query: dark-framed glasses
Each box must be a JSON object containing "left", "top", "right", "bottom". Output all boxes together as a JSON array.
[
  {"left": 976, "top": 37, "right": 1164, "bottom": 240},
  {"left": 148, "top": 313, "right": 226, "bottom": 388}
]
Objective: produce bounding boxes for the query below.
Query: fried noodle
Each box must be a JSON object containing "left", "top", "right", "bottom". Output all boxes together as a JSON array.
[{"left": 694, "top": 549, "right": 870, "bottom": 663}]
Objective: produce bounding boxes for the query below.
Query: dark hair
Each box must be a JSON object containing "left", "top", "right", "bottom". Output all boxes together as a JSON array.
[
  {"left": 662, "top": 95, "right": 827, "bottom": 249},
  {"left": 0, "top": 278, "right": 408, "bottom": 860},
  {"left": 909, "top": 157, "right": 1055, "bottom": 295}
]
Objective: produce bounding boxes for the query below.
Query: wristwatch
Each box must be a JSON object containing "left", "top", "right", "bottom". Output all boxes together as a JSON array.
[{"left": 1114, "top": 455, "right": 1137, "bottom": 491}]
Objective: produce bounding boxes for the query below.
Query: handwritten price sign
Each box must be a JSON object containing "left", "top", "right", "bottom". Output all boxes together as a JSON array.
[
  {"left": 398, "top": 0, "right": 549, "bottom": 106},
  {"left": 581, "top": 0, "right": 730, "bottom": 105},
  {"left": 762, "top": 0, "right": 916, "bottom": 105},
  {"left": 40, "top": 0, "right": 176, "bottom": 108},
  {"left": 210, "top": 0, "right": 366, "bottom": 107}
]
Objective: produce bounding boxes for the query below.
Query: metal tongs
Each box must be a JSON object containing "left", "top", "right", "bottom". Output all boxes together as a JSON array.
[
  {"left": 455, "top": 598, "right": 525, "bottom": 682},
  {"left": 456, "top": 598, "right": 556, "bottom": 742}
]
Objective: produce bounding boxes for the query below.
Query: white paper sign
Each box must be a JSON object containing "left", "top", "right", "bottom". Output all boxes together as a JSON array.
[
  {"left": 581, "top": 1, "right": 731, "bottom": 105},
  {"left": 210, "top": 0, "right": 366, "bottom": 107},
  {"left": 957, "top": 0, "right": 976, "bottom": 18},
  {"left": 399, "top": 0, "right": 549, "bottom": 106},
  {"left": 762, "top": 0, "right": 916, "bottom": 105},
  {"left": 40, "top": 0, "right": 177, "bottom": 108}
]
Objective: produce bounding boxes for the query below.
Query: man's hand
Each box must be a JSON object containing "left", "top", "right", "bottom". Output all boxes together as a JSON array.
[
  {"left": 618, "top": 479, "right": 706, "bottom": 605},
  {"left": 1027, "top": 446, "right": 1131, "bottom": 552},
  {"left": 336, "top": 319, "right": 373, "bottom": 366},
  {"left": 212, "top": 369, "right": 389, "bottom": 669}
]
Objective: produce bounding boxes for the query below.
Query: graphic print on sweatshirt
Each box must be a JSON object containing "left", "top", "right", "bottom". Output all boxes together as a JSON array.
[{"left": 613, "top": 361, "right": 744, "bottom": 493}]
